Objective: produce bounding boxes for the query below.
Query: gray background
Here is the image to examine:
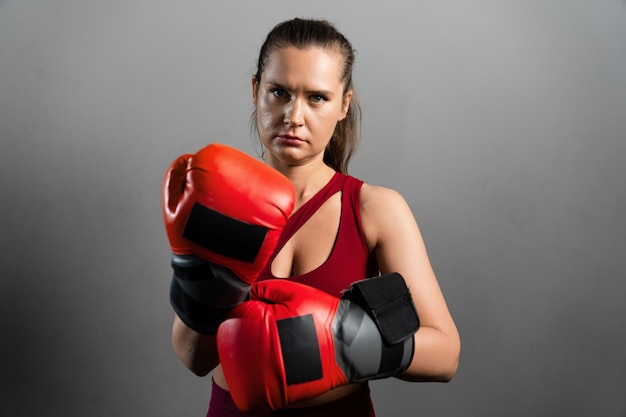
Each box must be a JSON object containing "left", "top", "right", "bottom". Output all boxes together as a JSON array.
[{"left": 1, "top": 1, "right": 625, "bottom": 416}]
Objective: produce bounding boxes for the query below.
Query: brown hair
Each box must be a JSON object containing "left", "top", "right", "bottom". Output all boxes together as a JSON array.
[{"left": 252, "top": 18, "right": 361, "bottom": 174}]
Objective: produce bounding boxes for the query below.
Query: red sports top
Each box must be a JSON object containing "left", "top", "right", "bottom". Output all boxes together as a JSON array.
[{"left": 257, "top": 172, "right": 379, "bottom": 297}]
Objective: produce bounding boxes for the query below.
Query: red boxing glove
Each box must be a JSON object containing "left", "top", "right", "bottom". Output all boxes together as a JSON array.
[
  {"left": 217, "top": 275, "right": 418, "bottom": 413},
  {"left": 163, "top": 143, "right": 295, "bottom": 334}
]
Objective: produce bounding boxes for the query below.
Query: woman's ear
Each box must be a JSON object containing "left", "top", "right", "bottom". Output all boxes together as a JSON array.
[
  {"left": 339, "top": 90, "right": 353, "bottom": 121},
  {"left": 251, "top": 76, "right": 259, "bottom": 105}
]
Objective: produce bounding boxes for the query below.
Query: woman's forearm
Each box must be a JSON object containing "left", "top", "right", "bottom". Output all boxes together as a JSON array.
[
  {"left": 172, "top": 314, "right": 220, "bottom": 376},
  {"left": 398, "top": 326, "right": 460, "bottom": 382}
]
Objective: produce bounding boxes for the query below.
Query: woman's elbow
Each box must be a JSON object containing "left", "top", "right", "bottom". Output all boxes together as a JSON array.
[
  {"left": 438, "top": 353, "right": 460, "bottom": 382},
  {"left": 187, "top": 358, "right": 216, "bottom": 377},
  {"left": 439, "top": 336, "right": 461, "bottom": 382},
  {"left": 173, "top": 341, "right": 218, "bottom": 376},
  {"left": 401, "top": 356, "right": 459, "bottom": 383}
]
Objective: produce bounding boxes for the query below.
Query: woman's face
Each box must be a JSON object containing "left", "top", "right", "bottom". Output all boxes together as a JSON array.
[{"left": 253, "top": 46, "right": 352, "bottom": 169}]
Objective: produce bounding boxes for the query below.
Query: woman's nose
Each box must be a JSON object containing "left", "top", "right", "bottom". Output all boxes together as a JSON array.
[{"left": 284, "top": 98, "right": 304, "bottom": 126}]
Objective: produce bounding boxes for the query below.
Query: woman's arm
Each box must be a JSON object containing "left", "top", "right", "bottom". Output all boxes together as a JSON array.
[
  {"left": 171, "top": 314, "right": 220, "bottom": 377},
  {"left": 360, "top": 185, "right": 460, "bottom": 382}
]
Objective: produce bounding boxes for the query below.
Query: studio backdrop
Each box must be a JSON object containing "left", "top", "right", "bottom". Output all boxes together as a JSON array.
[{"left": 1, "top": 1, "right": 625, "bottom": 416}]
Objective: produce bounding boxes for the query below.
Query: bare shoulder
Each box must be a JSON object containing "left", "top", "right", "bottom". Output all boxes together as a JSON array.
[
  {"left": 360, "top": 183, "right": 413, "bottom": 218},
  {"left": 359, "top": 183, "right": 417, "bottom": 248}
]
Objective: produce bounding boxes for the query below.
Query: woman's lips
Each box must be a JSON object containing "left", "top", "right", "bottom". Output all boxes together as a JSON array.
[{"left": 277, "top": 134, "right": 305, "bottom": 145}]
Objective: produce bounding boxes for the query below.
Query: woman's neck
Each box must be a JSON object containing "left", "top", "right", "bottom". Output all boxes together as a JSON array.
[{"left": 270, "top": 159, "right": 336, "bottom": 210}]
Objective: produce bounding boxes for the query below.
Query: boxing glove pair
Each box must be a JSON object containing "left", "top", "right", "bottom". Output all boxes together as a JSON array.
[
  {"left": 162, "top": 143, "right": 419, "bottom": 413},
  {"left": 162, "top": 143, "right": 295, "bottom": 334},
  {"left": 217, "top": 273, "right": 420, "bottom": 414}
]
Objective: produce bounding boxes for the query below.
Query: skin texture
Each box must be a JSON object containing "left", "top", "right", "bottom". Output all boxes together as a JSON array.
[{"left": 172, "top": 45, "right": 460, "bottom": 406}]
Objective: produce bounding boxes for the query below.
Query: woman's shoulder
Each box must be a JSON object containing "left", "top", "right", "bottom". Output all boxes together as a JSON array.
[
  {"left": 359, "top": 182, "right": 408, "bottom": 210},
  {"left": 358, "top": 182, "right": 415, "bottom": 245}
]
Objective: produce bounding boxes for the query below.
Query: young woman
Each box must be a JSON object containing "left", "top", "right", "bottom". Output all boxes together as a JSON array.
[{"left": 172, "top": 18, "right": 460, "bottom": 417}]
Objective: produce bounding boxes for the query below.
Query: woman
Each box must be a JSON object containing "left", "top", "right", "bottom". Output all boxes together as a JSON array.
[{"left": 172, "top": 18, "right": 460, "bottom": 416}]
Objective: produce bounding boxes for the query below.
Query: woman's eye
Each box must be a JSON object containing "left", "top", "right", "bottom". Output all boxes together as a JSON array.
[
  {"left": 310, "top": 95, "right": 327, "bottom": 103},
  {"left": 270, "top": 88, "right": 289, "bottom": 98}
]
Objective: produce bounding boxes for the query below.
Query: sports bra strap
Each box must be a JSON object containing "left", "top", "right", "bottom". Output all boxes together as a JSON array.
[{"left": 275, "top": 172, "right": 347, "bottom": 248}]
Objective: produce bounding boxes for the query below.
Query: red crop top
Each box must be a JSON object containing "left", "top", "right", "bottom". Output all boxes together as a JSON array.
[{"left": 257, "top": 172, "right": 379, "bottom": 298}]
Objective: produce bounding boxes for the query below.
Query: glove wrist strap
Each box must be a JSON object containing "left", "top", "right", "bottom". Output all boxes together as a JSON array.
[{"left": 335, "top": 273, "right": 420, "bottom": 381}]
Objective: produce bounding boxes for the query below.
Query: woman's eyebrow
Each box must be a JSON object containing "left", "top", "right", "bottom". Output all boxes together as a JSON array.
[{"left": 265, "top": 81, "right": 334, "bottom": 98}]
